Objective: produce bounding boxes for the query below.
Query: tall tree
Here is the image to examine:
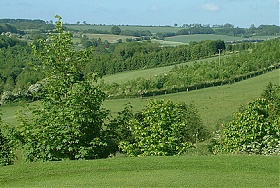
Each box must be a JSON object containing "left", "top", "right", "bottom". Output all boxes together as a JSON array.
[{"left": 15, "top": 15, "right": 114, "bottom": 162}]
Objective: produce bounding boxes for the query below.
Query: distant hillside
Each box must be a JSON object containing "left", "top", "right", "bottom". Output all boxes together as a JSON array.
[
  {"left": 0, "top": 23, "right": 18, "bottom": 34},
  {"left": 0, "top": 19, "right": 54, "bottom": 31}
]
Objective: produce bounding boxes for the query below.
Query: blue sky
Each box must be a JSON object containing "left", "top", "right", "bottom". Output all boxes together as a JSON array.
[{"left": 0, "top": 0, "right": 279, "bottom": 27}]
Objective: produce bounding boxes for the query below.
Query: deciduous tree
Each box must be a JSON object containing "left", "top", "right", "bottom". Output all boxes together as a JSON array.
[{"left": 15, "top": 16, "right": 114, "bottom": 162}]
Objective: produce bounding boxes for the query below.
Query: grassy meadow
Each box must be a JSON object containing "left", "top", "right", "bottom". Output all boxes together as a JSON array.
[
  {"left": 0, "top": 155, "right": 278, "bottom": 187},
  {"left": 78, "top": 33, "right": 137, "bottom": 43},
  {"left": 165, "top": 34, "right": 279, "bottom": 43},
  {"left": 102, "top": 56, "right": 225, "bottom": 84},
  {"left": 165, "top": 34, "right": 245, "bottom": 43},
  {"left": 65, "top": 24, "right": 182, "bottom": 33},
  {"left": 102, "top": 69, "right": 279, "bottom": 131}
]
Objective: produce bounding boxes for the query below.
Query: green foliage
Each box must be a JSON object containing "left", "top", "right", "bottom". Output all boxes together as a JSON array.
[
  {"left": 111, "top": 26, "right": 121, "bottom": 35},
  {"left": 0, "top": 110, "right": 14, "bottom": 166},
  {"left": 0, "top": 18, "right": 53, "bottom": 31},
  {"left": 0, "top": 35, "right": 26, "bottom": 48},
  {"left": 109, "top": 103, "right": 135, "bottom": 147},
  {"left": 0, "top": 23, "right": 18, "bottom": 34},
  {"left": 14, "top": 16, "right": 114, "bottom": 162},
  {"left": 212, "top": 84, "right": 280, "bottom": 155},
  {"left": 0, "top": 42, "right": 42, "bottom": 104},
  {"left": 102, "top": 38, "right": 280, "bottom": 98},
  {"left": 119, "top": 100, "right": 209, "bottom": 156}
]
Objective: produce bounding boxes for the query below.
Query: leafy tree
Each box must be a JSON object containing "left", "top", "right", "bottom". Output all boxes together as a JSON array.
[
  {"left": 14, "top": 16, "right": 114, "bottom": 162},
  {"left": 111, "top": 26, "right": 121, "bottom": 35},
  {"left": 119, "top": 100, "right": 209, "bottom": 156},
  {"left": 212, "top": 84, "right": 280, "bottom": 155}
]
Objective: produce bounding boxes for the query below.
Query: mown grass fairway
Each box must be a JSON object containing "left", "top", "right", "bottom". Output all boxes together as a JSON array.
[{"left": 0, "top": 155, "right": 278, "bottom": 187}]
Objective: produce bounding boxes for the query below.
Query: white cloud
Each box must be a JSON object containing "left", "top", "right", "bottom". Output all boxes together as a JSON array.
[{"left": 201, "top": 3, "right": 220, "bottom": 11}]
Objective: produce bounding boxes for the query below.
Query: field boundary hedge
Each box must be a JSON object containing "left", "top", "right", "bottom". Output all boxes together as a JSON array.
[{"left": 106, "top": 63, "right": 280, "bottom": 99}]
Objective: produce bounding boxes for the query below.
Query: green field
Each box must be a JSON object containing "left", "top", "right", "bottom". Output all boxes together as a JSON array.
[
  {"left": 65, "top": 24, "right": 182, "bottom": 33},
  {"left": 0, "top": 155, "right": 278, "bottom": 187},
  {"left": 72, "top": 33, "right": 137, "bottom": 44},
  {"left": 165, "top": 34, "right": 279, "bottom": 43},
  {"left": 102, "top": 69, "right": 280, "bottom": 131},
  {"left": 102, "top": 56, "right": 223, "bottom": 84}
]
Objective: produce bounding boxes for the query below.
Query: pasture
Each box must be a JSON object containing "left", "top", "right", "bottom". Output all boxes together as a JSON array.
[
  {"left": 65, "top": 24, "right": 182, "bottom": 33},
  {"left": 165, "top": 34, "right": 245, "bottom": 43},
  {"left": 165, "top": 34, "right": 279, "bottom": 43},
  {"left": 102, "top": 69, "right": 280, "bottom": 131},
  {"left": 102, "top": 56, "right": 224, "bottom": 84},
  {"left": 78, "top": 33, "right": 136, "bottom": 43},
  {"left": 0, "top": 155, "right": 278, "bottom": 187}
]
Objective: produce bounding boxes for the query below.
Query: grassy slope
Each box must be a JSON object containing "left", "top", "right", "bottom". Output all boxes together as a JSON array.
[
  {"left": 102, "top": 56, "right": 223, "bottom": 84},
  {"left": 0, "top": 155, "right": 278, "bottom": 187},
  {"left": 103, "top": 69, "right": 280, "bottom": 131}
]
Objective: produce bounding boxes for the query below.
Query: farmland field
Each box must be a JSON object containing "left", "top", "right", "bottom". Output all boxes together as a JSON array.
[
  {"left": 65, "top": 24, "right": 182, "bottom": 33},
  {"left": 102, "top": 69, "right": 280, "bottom": 131},
  {"left": 79, "top": 33, "right": 136, "bottom": 43},
  {"left": 102, "top": 56, "right": 223, "bottom": 84},
  {"left": 0, "top": 155, "right": 278, "bottom": 187},
  {"left": 165, "top": 34, "right": 279, "bottom": 43}
]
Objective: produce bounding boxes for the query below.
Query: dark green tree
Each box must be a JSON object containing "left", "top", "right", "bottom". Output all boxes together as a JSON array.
[{"left": 111, "top": 26, "right": 121, "bottom": 35}]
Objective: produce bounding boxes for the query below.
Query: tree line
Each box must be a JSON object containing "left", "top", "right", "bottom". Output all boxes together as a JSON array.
[
  {"left": 155, "top": 24, "right": 280, "bottom": 39},
  {"left": 69, "top": 24, "right": 280, "bottom": 40}
]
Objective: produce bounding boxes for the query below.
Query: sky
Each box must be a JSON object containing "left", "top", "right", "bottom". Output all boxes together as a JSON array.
[{"left": 0, "top": 0, "right": 279, "bottom": 28}]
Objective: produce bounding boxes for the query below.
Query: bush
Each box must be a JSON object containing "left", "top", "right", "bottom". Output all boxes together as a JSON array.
[
  {"left": 119, "top": 99, "right": 209, "bottom": 156},
  {"left": 212, "top": 84, "right": 280, "bottom": 155}
]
